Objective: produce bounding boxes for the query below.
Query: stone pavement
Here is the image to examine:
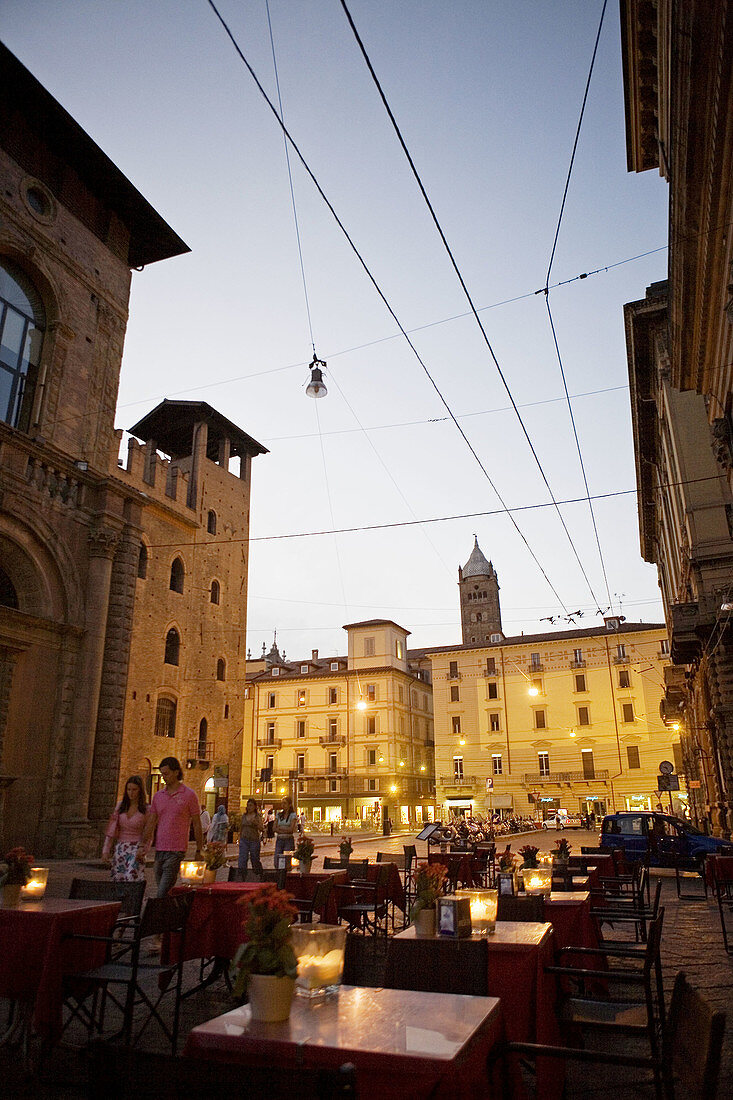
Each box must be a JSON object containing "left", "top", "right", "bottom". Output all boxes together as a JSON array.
[{"left": 2, "top": 862, "right": 731, "bottom": 1097}]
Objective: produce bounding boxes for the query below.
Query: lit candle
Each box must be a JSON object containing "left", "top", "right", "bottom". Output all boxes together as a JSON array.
[
  {"left": 21, "top": 867, "right": 48, "bottom": 899},
  {"left": 524, "top": 867, "right": 552, "bottom": 895},
  {"left": 180, "top": 860, "right": 205, "bottom": 883},
  {"left": 455, "top": 889, "right": 498, "bottom": 934},
  {"left": 296, "top": 949, "right": 344, "bottom": 990}
]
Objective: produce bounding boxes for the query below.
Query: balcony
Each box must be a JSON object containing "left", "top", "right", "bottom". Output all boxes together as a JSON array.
[
  {"left": 570, "top": 659, "right": 586, "bottom": 669},
  {"left": 185, "top": 739, "right": 216, "bottom": 766},
  {"left": 295, "top": 767, "right": 348, "bottom": 778},
  {"left": 257, "top": 738, "right": 282, "bottom": 750},
  {"left": 612, "top": 654, "right": 630, "bottom": 665},
  {"left": 440, "top": 774, "right": 478, "bottom": 788},
  {"left": 319, "top": 734, "right": 346, "bottom": 746},
  {"left": 523, "top": 770, "right": 609, "bottom": 785},
  {"left": 528, "top": 662, "right": 544, "bottom": 674}
]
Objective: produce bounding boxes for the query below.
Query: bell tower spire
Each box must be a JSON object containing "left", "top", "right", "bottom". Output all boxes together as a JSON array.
[{"left": 458, "top": 536, "right": 502, "bottom": 644}]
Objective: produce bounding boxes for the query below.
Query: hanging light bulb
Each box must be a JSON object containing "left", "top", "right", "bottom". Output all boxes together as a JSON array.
[{"left": 306, "top": 354, "right": 328, "bottom": 398}]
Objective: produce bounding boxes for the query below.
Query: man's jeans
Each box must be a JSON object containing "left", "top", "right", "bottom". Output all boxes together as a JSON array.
[{"left": 155, "top": 850, "right": 185, "bottom": 897}]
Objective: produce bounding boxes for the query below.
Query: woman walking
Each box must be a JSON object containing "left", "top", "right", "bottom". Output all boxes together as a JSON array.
[
  {"left": 274, "top": 795, "right": 297, "bottom": 867},
  {"left": 102, "top": 775, "right": 148, "bottom": 882},
  {"left": 207, "top": 803, "right": 229, "bottom": 845},
  {"left": 238, "top": 797, "right": 265, "bottom": 878}
]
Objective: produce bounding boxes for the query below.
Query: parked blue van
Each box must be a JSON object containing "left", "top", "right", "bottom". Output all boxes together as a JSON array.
[{"left": 600, "top": 811, "right": 729, "bottom": 867}]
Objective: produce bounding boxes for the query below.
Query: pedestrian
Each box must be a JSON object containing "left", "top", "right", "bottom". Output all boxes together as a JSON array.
[
  {"left": 265, "top": 808, "right": 275, "bottom": 845},
  {"left": 238, "top": 797, "right": 265, "bottom": 878},
  {"left": 207, "top": 803, "right": 229, "bottom": 845},
  {"left": 200, "top": 803, "right": 211, "bottom": 836},
  {"left": 102, "top": 775, "right": 148, "bottom": 882},
  {"left": 141, "top": 757, "right": 203, "bottom": 898},
  {"left": 274, "top": 794, "right": 297, "bottom": 867}
]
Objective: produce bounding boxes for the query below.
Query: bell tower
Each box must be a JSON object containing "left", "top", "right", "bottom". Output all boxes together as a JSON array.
[{"left": 458, "top": 536, "right": 502, "bottom": 645}]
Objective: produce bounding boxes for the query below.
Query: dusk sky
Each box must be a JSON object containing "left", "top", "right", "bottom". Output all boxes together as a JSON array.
[{"left": 4, "top": 1, "right": 670, "bottom": 659}]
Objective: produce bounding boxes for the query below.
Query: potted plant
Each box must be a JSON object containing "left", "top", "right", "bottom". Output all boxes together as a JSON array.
[
  {"left": 202, "top": 842, "right": 227, "bottom": 883},
  {"left": 294, "top": 835, "right": 315, "bottom": 874},
  {"left": 519, "top": 845, "right": 539, "bottom": 869},
  {"left": 231, "top": 884, "right": 298, "bottom": 1021},
  {"left": 554, "top": 837, "right": 572, "bottom": 864},
  {"left": 339, "top": 836, "right": 353, "bottom": 865},
  {"left": 410, "top": 861, "right": 447, "bottom": 936},
  {"left": 0, "top": 847, "right": 34, "bottom": 908}
]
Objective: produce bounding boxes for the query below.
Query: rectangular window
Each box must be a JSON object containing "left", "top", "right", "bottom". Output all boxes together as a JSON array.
[
  {"left": 581, "top": 749, "right": 595, "bottom": 779},
  {"left": 453, "top": 756, "right": 464, "bottom": 780},
  {"left": 330, "top": 779, "right": 338, "bottom": 792},
  {"left": 659, "top": 639, "right": 670, "bottom": 655},
  {"left": 488, "top": 681, "right": 498, "bottom": 699},
  {"left": 367, "top": 749, "right": 376, "bottom": 767},
  {"left": 297, "top": 720, "right": 306, "bottom": 739},
  {"left": 329, "top": 753, "right": 338, "bottom": 772},
  {"left": 574, "top": 674, "right": 586, "bottom": 693},
  {"left": 395, "top": 639, "right": 403, "bottom": 659},
  {"left": 329, "top": 718, "right": 338, "bottom": 739},
  {"left": 626, "top": 745, "right": 640, "bottom": 769},
  {"left": 530, "top": 652, "right": 542, "bottom": 670},
  {"left": 367, "top": 715, "right": 376, "bottom": 736},
  {"left": 578, "top": 706, "right": 590, "bottom": 726},
  {"left": 673, "top": 741, "right": 684, "bottom": 775},
  {"left": 297, "top": 689, "right": 306, "bottom": 707},
  {"left": 449, "top": 660, "right": 459, "bottom": 678},
  {"left": 450, "top": 685, "right": 460, "bottom": 702},
  {"left": 534, "top": 709, "right": 546, "bottom": 730},
  {"left": 538, "top": 751, "right": 550, "bottom": 777},
  {"left": 619, "top": 669, "right": 631, "bottom": 689},
  {"left": 489, "top": 712, "right": 501, "bottom": 732},
  {"left": 298, "top": 780, "right": 305, "bottom": 794},
  {"left": 531, "top": 679, "right": 542, "bottom": 695},
  {"left": 330, "top": 661, "right": 339, "bottom": 671},
  {"left": 368, "top": 778, "right": 377, "bottom": 792},
  {"left": 329, "top": 687, "right": 338, "bottom": 704},
  {"left": 452, "top": 716, "right": 461, "bottom": 735},
  {"left": 296, "top": 753, "right": 305, "bottom": 774},
  {"left": 492, "top": 753, "right": 503, "bottom": 775},
  {"left": 617, "top": 644, "right": 627, "bottom": 659},
  {"left": 266, "top": 754, "right": 274, "bottom": 793},
  {"left": 364, "top": 637, "right": 375, "bottom": 657},
  {"left": 399, "top": 715, "right": 405, "bottom": 735},
  {"left": 244, "top": 686, "right": 251, "bottom": 700},
  {"left": 622, "top": 703, "right": 635, "bottom": 723},
  {"left": 398, "top": 685, "right": 404, "bottom": 703},
  {"left": 573, "top": 648, "right": 583, "bottom": 663},
  {"left": 366, "top": 684, "right": 376, "bottom": 701},
  {"left": 268, "top": 692, "right": 276, "bottom": 709},
  {"left": 266, "top": 722, "right": 275, "bottom": 744},
  {"left": 300, "top": 664, "right": 308, "bottom": 674},
  {"left": 271, "top": 667, "right": 280, "bottom": 676},
  {"left": 486, "top": 657, "right": 497, "bottom": 675}
]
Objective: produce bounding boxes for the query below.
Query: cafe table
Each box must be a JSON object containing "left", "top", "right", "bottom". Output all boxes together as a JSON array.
[
  {"left": 166, "top": 882, "right": 262, "bottom": 964},
  {"left": 543, "top": 890, "right": 599, "bottom": 953},
  {"left": 0, "top": 897, "right": 120, "bottom": 1043},
  {"left": 184, "top": 984, "right": 516, "bottom": 1098}
]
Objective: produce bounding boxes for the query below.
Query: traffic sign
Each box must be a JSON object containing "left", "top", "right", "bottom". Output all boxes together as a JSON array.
[
  {"left": 659, "top": 760, "right": 674, "bottom": 775},
  {"left": 485, "top": 777, "right": 494, "bottom": 791}
]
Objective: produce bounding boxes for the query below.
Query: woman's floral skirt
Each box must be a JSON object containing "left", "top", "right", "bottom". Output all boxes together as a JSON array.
[{"left": 111, "top": 841, "right": 145, "bottom": 882}]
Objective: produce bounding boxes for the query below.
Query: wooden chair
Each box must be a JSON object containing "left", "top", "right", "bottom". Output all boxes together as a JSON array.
[
  {"left": 384, "top": 934, "right": 489, "bottom": 996},
  {"left": 346, "top": 859, "right": 369, "bottom": 880},
  {"left": 292, "top": 876, "right": 334, "bottom": 924},
  {"left": 495, "top": 970, "right": 725, "bottom": 1100},
  {"left": 69, "top": 878, "right": 146, "bottom": 923},
  {"left": 262, "top": 867, "right": 287, "bottom": 889},
  {"left": 497, "top": 894, "right": 545, "bottom": 922},
  {"left": 673, "top": 853, "right": 707, "bottom": 900},
  {"left": 711, "top": 856, "right": 733, "bottom": 953},
  {"left": 593, "top": 875, "right": 661, "bottom": 944}
]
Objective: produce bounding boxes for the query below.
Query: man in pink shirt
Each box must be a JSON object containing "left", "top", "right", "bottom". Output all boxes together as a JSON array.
[{"left": 142, "top": 757, "right": 204, "bottom": 897}]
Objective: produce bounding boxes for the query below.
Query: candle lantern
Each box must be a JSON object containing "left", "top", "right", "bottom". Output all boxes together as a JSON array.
[
  {"left": 180, "top": 860, "right": 206, "bottom": 884},
  {"left": 523, "top": 866, "right": 553, "bottom": 896},
  {"left": 454, "top": 888, "right": 498, "bottom": 934},
  {"left": 20, "top": 867, "right": 49, "bottom": 899},
  {"left": 291, "top": 923, "right": 347, "bottom": 998}
]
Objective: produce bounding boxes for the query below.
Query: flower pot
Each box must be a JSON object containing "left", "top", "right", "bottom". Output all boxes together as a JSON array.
[
  {"left": 203, "top": 868, "right": 217, "bottom": 884},
  {"left": 1, "top": 883, "right": 22, "bottom": 908},
  {"left": 413, "top": 906, "right": 436, "bottom": 936},
  {"left": 247, "top": 973, "right": 296, "bottom": 1022}
]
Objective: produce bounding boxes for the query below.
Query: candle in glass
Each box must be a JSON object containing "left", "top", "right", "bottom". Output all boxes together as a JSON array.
[
  {"left": 291, "top": 923, "right": 347, "bottom": 997},
  {"left": 524, "top": 866, "right": 552, "bottom": 895},
  {"left": 180, "top": 860, "right": 205, "bottom": 883},
  {"left": 20, "top": 867, "right": 49, "bottom": 898},
  {"left": 454, "top": 889, "right": 498, "bottom": 934}
]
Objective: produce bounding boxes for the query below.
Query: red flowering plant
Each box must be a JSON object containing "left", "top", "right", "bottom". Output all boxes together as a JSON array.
[
  {"left": 231, "top": 884, "right": 298, "bottom": 997},
  {"left": 410, "top": 861, "right": 448, "bottom": 919},
  {"left": 519, "top": 845, "right": 539, "bottom": 869},
  {"left": 0, "top": 847, "right": 34, "bottom": 886}
]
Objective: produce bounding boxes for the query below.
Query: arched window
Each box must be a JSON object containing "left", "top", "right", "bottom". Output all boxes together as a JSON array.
[
  {"left": 0, "top": 566, "right": 18, "bottom": 609},
  {"left": 0, "top": 260, "right": 46, "bottom": 432},
  {"left": 216, "top": 658, "right": 226, "bottom": 681},
  {"left": 207, "top": 510, "right": 217, "bottom": 535},
  {"left": 169, "top": 557, "right": 184, "bottom": 593},
  {"left": 210, "top": 579, "right": 220, "bottom": 605},
  {"left": 164, "top": 627, "right": 180, "bottom": 666},
  {"left": 138, "top": 543, "right": 148, "bottom": 580},
  {"left": 154, "top": 696, "right": 177, "bottom": 738},
  {"left": 197, "top": 717, "right": 208, "bottom": 758}
]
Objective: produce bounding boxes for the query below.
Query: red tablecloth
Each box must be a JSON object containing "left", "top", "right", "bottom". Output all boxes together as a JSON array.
[
  {"left": 706, "top": 854, "right": 733, "bottom": 887},
  {"left": 167, "top": 882, "right": 262, "bottom": 962},
  {"left": 284, "top": 870, "right": 348, "bottom": 923},
  {"left": 184, "top": 984, "right": 516, "bottom": 1098},
  {"left": 0, "top": 898, "right": 120, "bottom": 1040},
  {"left": 545, "top": 891, "right": 599, "bottom": 953},
  {"left": 428, "top": 850, "right": 483, "bottom": 888}
]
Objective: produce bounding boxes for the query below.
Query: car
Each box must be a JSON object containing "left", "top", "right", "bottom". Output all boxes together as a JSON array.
[
  {"left": 600, "top": 811, "right": 730, "bottom": 867},
  {"left": 542, "top": 813, "right": 583, "bottom": 830}
]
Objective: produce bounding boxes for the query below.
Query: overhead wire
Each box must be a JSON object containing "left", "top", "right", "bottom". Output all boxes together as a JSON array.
[
  {"left": 205, "top": 0, "right": 571, "bottom": 613},
  {"left": 541, "top": 0, "right": 614, "bottom": 612},
  {"left": 338, "top": 0, "right": 603, "bottom": 613}
]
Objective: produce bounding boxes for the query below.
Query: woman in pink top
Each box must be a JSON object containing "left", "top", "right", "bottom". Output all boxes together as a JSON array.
[{"left": 102, "top": 775, "right": 148, "bottom": 882}]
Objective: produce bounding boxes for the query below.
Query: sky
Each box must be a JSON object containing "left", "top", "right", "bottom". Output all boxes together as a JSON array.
[{"left": 3, "top": 1, "right": 670, "bottom": 660}]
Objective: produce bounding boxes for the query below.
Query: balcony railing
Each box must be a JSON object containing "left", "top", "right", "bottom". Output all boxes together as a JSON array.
[
  {"left": 439, "top": 775, "right": 478, "bottom": 787},
  {"left": 186, "top": 739, "right": 216, "bottom": 763},
  {"left": 293, "top": 767, "right": 348, "bottom": 778},
  {"left": 528, "top": 662, "right": 544, "bottom": 673},
  {"left": 257, "top": 738, "right": 282, "bottom": 750},
  {"left": 523, "top": 770, "right": 609, "bottom": 784},
  {"left": 319, "top": 734, "right": 346, "bottom": 746},
  {"left": 613, "top": 654, "right": 630, "bottom": 665},
  {"left": 570, "top": 659, "right": 586, "bottom": 669}
]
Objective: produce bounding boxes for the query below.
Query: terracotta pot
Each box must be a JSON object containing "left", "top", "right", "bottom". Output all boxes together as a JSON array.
[
  {"left": 203, "top": 868, "right": 217, "bottom": 883},
  {"left": 413, "top": 906, "right": 436, "bottom": 936},
  {"left": 1, "top": 883, "right": 22, "bottom": 908},
  {"left": 247, "top": 973, "right": 296, "bottom": 1022}
]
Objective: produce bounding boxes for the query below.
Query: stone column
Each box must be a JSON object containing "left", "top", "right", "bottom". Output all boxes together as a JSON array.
[{"left": 60, "top": 525, "right": 120, "bottom": 824}]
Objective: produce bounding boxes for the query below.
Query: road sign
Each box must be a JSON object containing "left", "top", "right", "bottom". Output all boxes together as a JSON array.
[
  {"left": 485, "top": 777, "right": 494, "bottom": 791},
  {"left": 657, "top": 773, "right": 680, "bottom": 791},
  {"left": 659, "top": 760, "right": 674, "bottom": 775},
  {"left": 688, "top": 780, "right": 701, "bottom": 790}
]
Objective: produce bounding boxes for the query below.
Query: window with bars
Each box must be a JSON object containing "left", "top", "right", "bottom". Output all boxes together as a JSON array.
[{"left": 154, "top": 697, "right": 176, "bottom": 738}]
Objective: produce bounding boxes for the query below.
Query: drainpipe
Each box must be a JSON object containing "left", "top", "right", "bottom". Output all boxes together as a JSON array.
[{"left": 603, "top": 635, "right": 624, "bottom": 812}]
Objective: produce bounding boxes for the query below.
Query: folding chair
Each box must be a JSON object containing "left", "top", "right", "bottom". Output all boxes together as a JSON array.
[{"left": 292, "top": 876, "right": 334, "bottom": 924}]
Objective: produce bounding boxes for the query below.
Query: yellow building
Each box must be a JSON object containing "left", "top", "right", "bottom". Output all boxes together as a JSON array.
[
  {"left": 242, "top": 620, "right": 435, "bottom": 826},
  {"left": 413, "top": 617, "right": 679, "bottom": 821}
]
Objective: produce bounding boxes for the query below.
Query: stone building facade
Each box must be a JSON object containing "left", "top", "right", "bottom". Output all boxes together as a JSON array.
[
  {"left": 621, "top": 0, "right": 733, "bottom": 834},
  {"left": 242, "top": 621, "right": 435, "bottom": 826}
]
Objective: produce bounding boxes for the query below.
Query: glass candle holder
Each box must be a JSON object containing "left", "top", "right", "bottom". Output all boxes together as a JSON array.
[
  {"left": 20, "top": 867, "right": 49, "bottom": 899},
  {"left": 523, "top": 867, "right": 553, "bottom": 896},
  {"left": 291, "top": 923, "right": 347, "bottom": 997},
  {"left": 180, "top": 860, "right": 206, "bottom": 884},
  {"left": 454, "top": 888, "right": 498, "bottom": 934}
]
